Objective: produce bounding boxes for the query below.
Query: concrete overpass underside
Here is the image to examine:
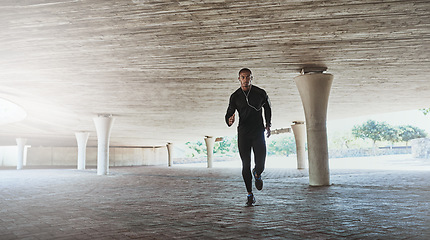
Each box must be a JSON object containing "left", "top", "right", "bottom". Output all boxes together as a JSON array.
[{"left": 0, "top": 0, "right": 429, "bottom": 150}]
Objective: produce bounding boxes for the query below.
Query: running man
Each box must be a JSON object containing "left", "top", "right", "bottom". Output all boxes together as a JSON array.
[{"left": 225, "top": 68, "right": 272, "bottom": 206}]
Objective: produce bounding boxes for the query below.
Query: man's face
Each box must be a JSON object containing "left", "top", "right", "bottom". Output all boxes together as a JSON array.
[{"left": 238, "top": 71, "right": 252, "bottom": 90}]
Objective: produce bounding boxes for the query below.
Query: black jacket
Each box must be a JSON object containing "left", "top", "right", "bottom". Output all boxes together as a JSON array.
[{"left": 225, "top": 85, "right": 271, "bottom": 135}]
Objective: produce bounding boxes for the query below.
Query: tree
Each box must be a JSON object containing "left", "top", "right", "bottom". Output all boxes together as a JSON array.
[
  {"left": 267, "top": 135, "right": 296, "bottom": 156},
  {"left": 352, "top": 120, "right": 386, "bottom": 148},
  {"left": 398, "top": 125, "right": 427, "bottom": 145},
  {"left": 381, "top": 125, "right": 401, "bottom": 147},
  {"left": 352, "top": 120, "right": 427, "bottom": 149}
]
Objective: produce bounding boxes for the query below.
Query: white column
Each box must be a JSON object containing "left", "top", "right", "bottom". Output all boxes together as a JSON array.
[
  {"left": 204, "top": 136, "right": 214, "bottom": 168},
  {"left": 75, "top": 132, "right": 90, "bottom": 170},
  {"left": 16, "top": 138, "right": 27, "bottom": 170},
  {"left": 291, "top": 121, "right": 306, "bottom": 170},
  {"left": 167, "top": 143, "right": 174, "bottom": 167},
  {"left": 295, "top": 72, "right": 333, "bottom": 186},
  {"left": 93, "top": 115, "right": 115, "bottom": 175}
]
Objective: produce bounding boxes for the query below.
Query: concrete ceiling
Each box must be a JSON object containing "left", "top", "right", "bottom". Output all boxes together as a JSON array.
[{"left": 0, "top": 0, "right": 429, "bottom": 147}]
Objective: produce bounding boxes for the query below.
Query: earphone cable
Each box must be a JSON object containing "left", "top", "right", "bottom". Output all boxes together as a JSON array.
[{"left": 242, "top": 85, "right": 264, "bottom": 111}]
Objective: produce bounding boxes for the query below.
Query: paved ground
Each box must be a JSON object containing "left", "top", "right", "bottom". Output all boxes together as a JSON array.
[{"left": 1, "top": 157, "right": 429, "bottom": 239}]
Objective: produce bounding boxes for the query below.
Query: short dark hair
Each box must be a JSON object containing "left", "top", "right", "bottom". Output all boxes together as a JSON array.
[{"left": 238, "top": 68, "right": 252, "bottom": 76}]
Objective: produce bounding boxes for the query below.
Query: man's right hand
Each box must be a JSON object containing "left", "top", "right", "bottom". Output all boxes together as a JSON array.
[{"left": 228, "top": 113, "right": 235, "bottom": 126}]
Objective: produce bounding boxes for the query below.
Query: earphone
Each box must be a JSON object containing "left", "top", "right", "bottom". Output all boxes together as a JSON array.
[
  {"left": 242, "top": 85, "right": 265, "bottom": 111},
  {"left": 238, "top": 69, "right": 263, "bottom": 111}
]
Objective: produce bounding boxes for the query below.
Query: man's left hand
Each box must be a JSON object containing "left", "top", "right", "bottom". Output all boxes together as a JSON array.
[{"left": 265, "top": 126, "right": 271, "bottom": 138}]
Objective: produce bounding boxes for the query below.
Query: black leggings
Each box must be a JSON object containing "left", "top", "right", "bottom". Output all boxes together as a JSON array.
[{"left": 238, "top": 130, "right": 266, "bottom": 193}]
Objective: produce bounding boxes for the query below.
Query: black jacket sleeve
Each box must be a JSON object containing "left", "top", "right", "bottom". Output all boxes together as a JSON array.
[
  {"left": 263, "top": 93, "right": 272, "bottom": 128},
  {"left": 225, "top": 94, "right": 236, "bottom": 127}
]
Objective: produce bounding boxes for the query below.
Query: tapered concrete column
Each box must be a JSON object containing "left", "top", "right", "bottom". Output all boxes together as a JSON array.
[
  {"left": 205, "top": 136, "right": 214, "bottom": 168},
  {"left": 167, "top": 142, "right": 174, "bottom": 167},
  {"left": 16, "top": 138, "right": 27, "bottom": 170},
  {"left": 295, "top": 72, "right": 333, "bottom": 186},
  {"left": 75, "top": 132, "right": 90, "bottom": 170},
  {"left": 93, "top": 115, "right": 115, "bottom": 175},
  {"left": 291, "top": 121, "right": 306, "bottom": 169}
]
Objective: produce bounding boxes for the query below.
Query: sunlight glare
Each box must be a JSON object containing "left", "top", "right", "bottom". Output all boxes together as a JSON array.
[{"left": 0, "top": 98, "right": 27, "bottom": 125}]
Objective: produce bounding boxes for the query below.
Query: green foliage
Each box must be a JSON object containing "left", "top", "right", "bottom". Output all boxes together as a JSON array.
[
  {"left": 214, "top": 140, "right": 230, "bottom": 154},
  {"left": 184, "top": 119, "right": 427, "bottom": 158},
  {"left": 420, "top": 108, "right": 430, "bottom": 116},
  {"left": 352, "top": 119, "right": 427, "bottom": 146},
  {"left": 214, "top": 136, "right": 238, "bottom": 155},
  {"left": 185, "top": 141, "right": 206, "bottom": 157},
  {"left": 184, "top": 136, "right": 238, "bottom": 157},
  {"left": 381, "top": 124, "right": 400, "bottom": 144},
  {"left": 267, "top": 135, "right": 296, "bottom": 156},
  {"left": 352, "top": 120, "right": 385, "bottom": 144},
  {"left": 184, "top": 134, "right": 295, "bottom": 157},
  {"left": 398, "top": 125, "right": 427, "bottom": 143}
]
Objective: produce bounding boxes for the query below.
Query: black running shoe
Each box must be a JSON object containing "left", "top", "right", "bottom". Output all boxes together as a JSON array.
[
  {"left": 246, "top": 193, "right": 255, "bottom": 207},
  {"left": 253, "top": 168, "right": 263, "bottom": 191}
]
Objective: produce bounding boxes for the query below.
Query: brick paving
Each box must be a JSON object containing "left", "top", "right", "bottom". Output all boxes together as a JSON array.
[{"left": 0, "top": 163, "right": 429, "bottom": 239}]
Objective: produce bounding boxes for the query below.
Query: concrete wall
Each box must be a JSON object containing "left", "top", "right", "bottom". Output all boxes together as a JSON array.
[
  {"left": 0, "top": 146, "right": 18, "bottom": 166},
  {"left": 0, "top": 146, "right": 167, "bottom": 167},
  {"left": 411, "top": 138, "right": 430, "bottom": 158},
  {"left": 329, "top": 147, "right": 412, "bottom": 158},
  {"left": 109, "top": 147, "right": 167, "bottom": 166}
]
